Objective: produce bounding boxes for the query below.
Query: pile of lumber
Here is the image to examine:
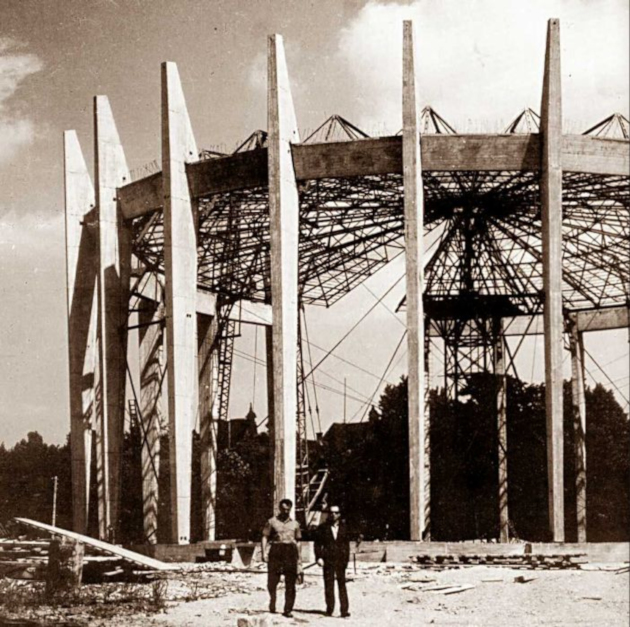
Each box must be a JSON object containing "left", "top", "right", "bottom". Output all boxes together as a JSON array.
[{"left": 411, "top": 553, "right": 588, "bottom": 569}]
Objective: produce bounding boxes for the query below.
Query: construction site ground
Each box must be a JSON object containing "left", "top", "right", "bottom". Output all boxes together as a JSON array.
[{"left": 2, "top": 561, "right": 628, "bottom": 626}]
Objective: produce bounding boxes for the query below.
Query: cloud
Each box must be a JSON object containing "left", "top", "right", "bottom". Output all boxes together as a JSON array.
[
  {"left": 335, "top": 0, "right": 629, "bottom": 134},
  {"left": 0, "top": 37, "right": 43, "bottom": 164}
]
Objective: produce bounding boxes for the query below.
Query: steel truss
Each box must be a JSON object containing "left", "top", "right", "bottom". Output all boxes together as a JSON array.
[{"left": 129, "top": 110, "right": 629, "bottom": 482}]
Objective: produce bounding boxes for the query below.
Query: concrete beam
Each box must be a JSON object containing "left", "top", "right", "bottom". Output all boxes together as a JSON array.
[
  {"left": 268, "top": 34, "right": 299, "bottom": 505},
  {"left": 118, "top": 131, "right": 628, "bottom": 221},
  {"left": 198, "top": 312, "right": 220, "bottom": 541},
  {"left": 569, "top": 321, "right": 587, "bottom": 542},
  {"left": 402, "top": 21, "right": 427, "bottom": 542},
  {"left": 94, "top": 96, "right": 132, "bottom": 541},
  {"left": 540, "top": 18, "right": 565, "bottom": 542},
  {"left": 138, "top": 298, "right": 165, "bottom": 544},
  {"left": 162, "top": 62, "right": 199, "bottom": 544},
  {"left": 64, "top": 131, "right": 97, "bottom": 535},
  {"left": 134, "top": 271, "right": 272, "bottom": 325}
]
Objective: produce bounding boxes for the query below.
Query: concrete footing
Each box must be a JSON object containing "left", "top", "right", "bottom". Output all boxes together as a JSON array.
[{"left": 128, "top": 540, "right": 629, "bottom": 565}]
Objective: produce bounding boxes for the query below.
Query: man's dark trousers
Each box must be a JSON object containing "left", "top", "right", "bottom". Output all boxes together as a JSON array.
[
  {"left": 323, "top": 560, "right": 349, "bottom": 615},
  {"left": 315, "top": 522, "right": 350, "bottom": 616},
  {"left": 267, "top": 544, "right": 298, "bottom": 613}
]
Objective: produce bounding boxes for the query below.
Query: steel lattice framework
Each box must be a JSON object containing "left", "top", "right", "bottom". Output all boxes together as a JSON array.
[{"left": 131, "top": 111, "right": 629, "bottom": 319}]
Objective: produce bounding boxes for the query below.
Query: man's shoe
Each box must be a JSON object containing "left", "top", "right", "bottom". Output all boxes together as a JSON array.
[
  {"left": 282, "top": 611, "right": 293, "bottom": 618},
  {"left": 325, "top": 610, "right": 333, "bottom": 616},
  {"left": 269, "top": 604, "right": 276, "bottom": 614},
  {"left": 341, "top": 612, "right": 351, "bottom": 618}
]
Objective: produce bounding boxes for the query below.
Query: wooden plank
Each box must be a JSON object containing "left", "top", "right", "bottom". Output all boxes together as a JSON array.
[
  {"left": 563, "top": 136, "right": 630, "bottom": 176},
  {"left": 268, "top": 34, "right": 299, "bottom": 505},
  {"left": 63, "top": 131, "right": 97, "bottom": 536},
  {"left": 15, "top": 518, "right": 173, "bottom": 571},
  {"left": 402, "top": 20, "right": 426, "bottom": 542},
  {"left": 540, "top": 18, "right": 565, "bottom": 542}
]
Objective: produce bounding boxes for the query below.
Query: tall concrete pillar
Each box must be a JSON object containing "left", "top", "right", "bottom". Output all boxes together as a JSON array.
[
  {"left": 540, "top": 18, "right": 565, "bottom": 541},
  {"left": 94, "top": 96, "right": 132, "bottom": 540},
  {"left": 64, "top": 131, "right": 98, "bottom": 535},
  {"left": 268, "top": 35, "right": 300, "bottom": 506},
  {"left": 402, "top": 20, "right": 427, "bottom": 541},
  {"left": 198, "top": 311, "right": 220, "bottom": 540},
  {"left": 569, "top": 318, "right": 587, "bottom": 541},
  {"left": 138, "top": 297, "right": 165, "bottom": 544},
  {"left": 162, "top": 62, "right": 199, "bottom": 544},
  {"left": 493, "top": 318, "right": 509, "bottom": 543}
]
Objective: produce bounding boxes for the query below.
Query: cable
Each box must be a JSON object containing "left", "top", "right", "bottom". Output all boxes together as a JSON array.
[{"left": 304, "top": 272, "right": 406, "bottom": 379}]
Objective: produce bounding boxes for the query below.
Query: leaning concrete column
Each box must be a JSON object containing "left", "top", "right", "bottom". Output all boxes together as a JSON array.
[
  {"left": 198, "top": 311, "right": 220, "bottom": 540},
  {"left": 64, "top": 131, "right": 97, "bottom": 535},
  {"left": 94, "top": 96, "right": 132, "bottom": 541},
  {"left": 268, "top": 35, "right": 300, "bottom": 505},
  {"left": 493, "top": 318, "right": 509, "bottom": 542},
  {"left": 540, "top": 18, "right": 565, "bottom": 542},
  {"left": 162, "top": 62, "right": 198, "bottom": 544},
  {"left": 138, "top": 297, "right": 165, "bottom": 544},
  {"left": 568, "top": 318, "right": 587, "bottom": 541},
  {"left": 402, "top": 20, "right": 427, "bottom": 541}
]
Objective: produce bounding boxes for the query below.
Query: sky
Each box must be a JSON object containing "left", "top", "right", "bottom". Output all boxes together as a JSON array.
[{"left": 0, "top": 0, "right": 628, "bottom": 445}]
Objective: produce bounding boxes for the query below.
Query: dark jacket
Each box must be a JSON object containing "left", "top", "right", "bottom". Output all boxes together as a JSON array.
[{"left": 314, "top": 521, "right": 351, "bottom": 566}]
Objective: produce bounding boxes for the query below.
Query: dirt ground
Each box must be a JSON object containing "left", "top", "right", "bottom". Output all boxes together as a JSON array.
[{"left": 118, "top": 562, "right": 629, "bottom": 627}]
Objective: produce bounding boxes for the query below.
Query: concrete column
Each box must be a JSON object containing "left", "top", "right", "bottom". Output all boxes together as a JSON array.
[
  {"left": 198, "top": 312, "right": 220, "bottom": 540},
  {"left": 265, "top": 323, "right": 275, "bottom": 502},
  {"left": 569, "top": 319, "right": 587, "bottom": 542},
  {"left": 402, "top": 20, "right": 427, "bottom": 541},
  {"left": 162, "top": 62, "right": 198, "bottom": 544},
  {"left": 493, "top": 318, "right": 509, "bottom": 543},
  {"left": 138, "top": 297, "right": 165, "bottom": 544},
  {"left": 64, "top": 131, "right": 97, "bottom": 535},
  {"left": 540, "top": 18, "right": 565, "bottom": 541},
  {"left": 94, "top": 96, "right": 132, "bottom": 541},
  {"left": 268, "top": 35, "right": 300, "bottom": 506},
  {"left": 423, "top": 327, "right": 431, "bottom": 540}
]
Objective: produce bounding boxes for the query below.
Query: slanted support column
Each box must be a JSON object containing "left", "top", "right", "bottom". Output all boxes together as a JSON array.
[
  {"left": 540, "top": 18, "right": 565, "bottom": 542},
  {"left": 64, "top": 131, "right": 97, "bottom": 535},
  {"left": 138, "top": 297, "right": 165, "bottom": 544},
  {"left": 198, "top": 312, "right": 220, "bottom": 541},
  {"left": 268, "top": 35, "right": 300, "bottom": 506},
  {"left": 493, "top": 318, "right": 509, "bottom": 543},
  {"left": 402, "top": 20, "right": 427, "bottom": 541},
  {"left": 162, "top": 62, "right": 198, "bottom": 544},
  {"left": 94, "top": 97, "right": 132, "bottom": 541},
  {"left": 568, "top": 318, "right": 587, "bottom": 542}
]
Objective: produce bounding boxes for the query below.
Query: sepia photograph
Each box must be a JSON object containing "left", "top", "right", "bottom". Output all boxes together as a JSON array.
[{"left": 0, "top": 0, "right": 628, "bottom": 625}]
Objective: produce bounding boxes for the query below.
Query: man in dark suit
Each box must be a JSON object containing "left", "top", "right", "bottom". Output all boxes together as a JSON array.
[{"left": 315, "top": 505, "right": 351, "bottom": 618}]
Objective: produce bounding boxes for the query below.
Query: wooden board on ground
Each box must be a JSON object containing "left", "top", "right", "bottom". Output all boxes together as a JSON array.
[{"left": 15, "top": 518, "right": 174, "bottom": 571}]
